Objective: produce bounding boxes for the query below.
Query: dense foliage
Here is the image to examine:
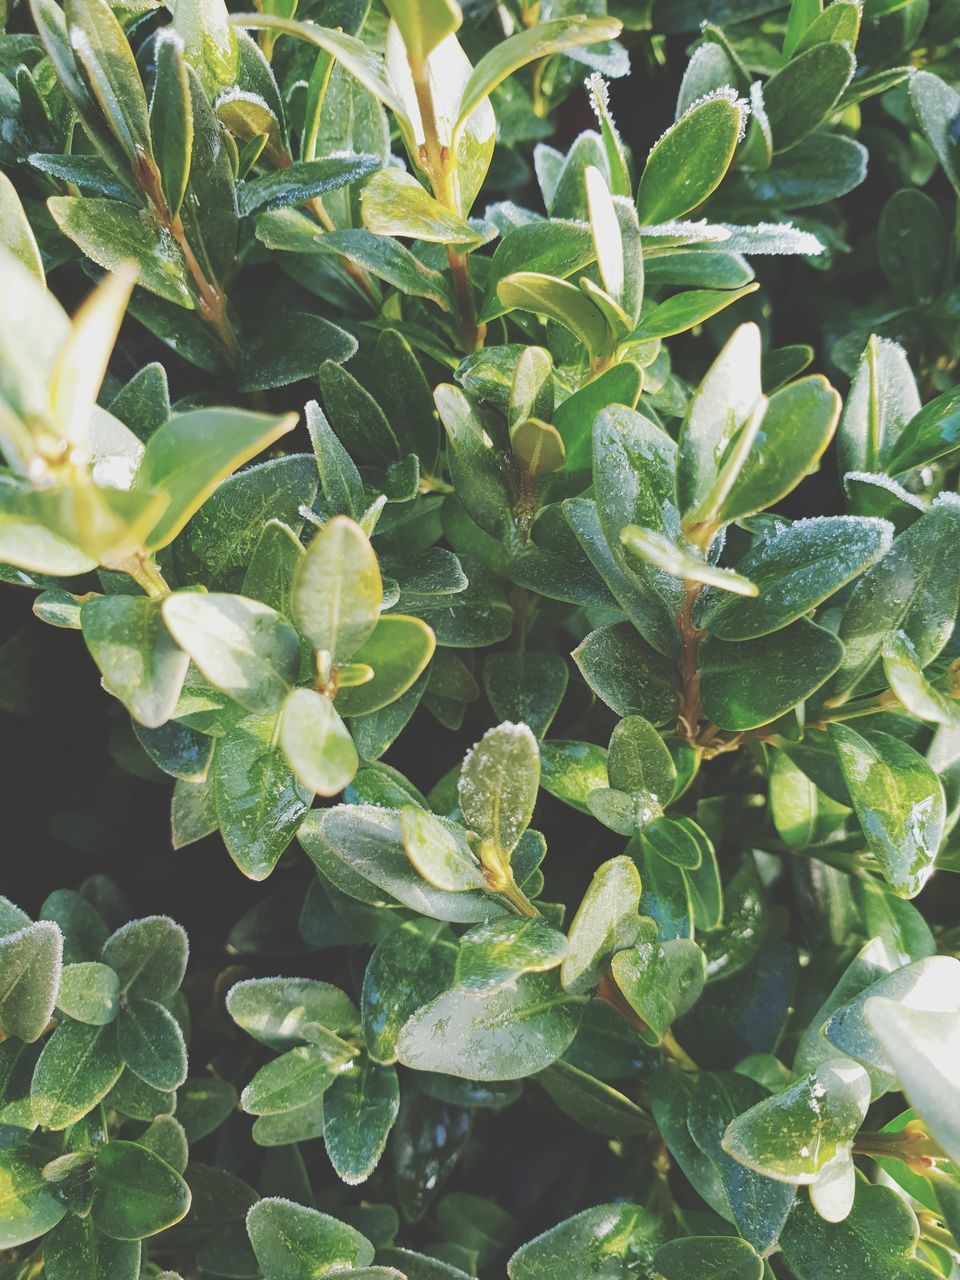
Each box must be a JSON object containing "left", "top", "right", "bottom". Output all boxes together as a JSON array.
[{"left": 4, "top": 0, "right": 960, "bottom": 1276}]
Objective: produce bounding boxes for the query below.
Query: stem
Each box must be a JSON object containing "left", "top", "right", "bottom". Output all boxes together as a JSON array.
[
  {"left": 107, "top": 552, "right": 169, "bottom": 599},
  {"left": 677, "top": 581, "right": 705, "bottom": 745},
  {"left": 448, "top": 246, "right": 485, "bottom": 351},
  {"left": 135, "top": 151, "right": 241, "bottom": 363},
  {"left": 660, "top": 1029, "right": 698, "bottom": 1071},
  {"left": 307, "top": 196, "right": 381, "bottom": 307},
  {"left": 854, "top": 1127, "right": 947, "bottom": 1171},
  {"left": 815, "top": 688, "right": 900, "bottom": 726},
  {"left": 478, "top": 839, "right": 541, "bottom": 916}
]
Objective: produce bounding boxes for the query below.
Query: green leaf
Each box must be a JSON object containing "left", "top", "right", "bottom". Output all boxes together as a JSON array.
[
  {"left": 56, "top": 961, "right": 119, "bottom": 1025},
  {"left": 507, "top": 1203, "right": 662, "bottom": 1280},
  {"left": 279, "top": 688, "right": 358, "bottom": 797},
  {"left": 239, "top": 153, "right": 379, "bottom": 216},
  {"left": 117, "top": 998, "right": 188, "bottom": 1091},
  {"left": 241, "top": 1044, "right": 352, "bottom": 1115},
  {"left": 43, "top": 1214, "right": 141, "bottom": 1280},
  {"left": 538, "top": 1060, "right": 650, "bottom": 1138},
  {"left": 384, "top": 0, "right": 461, "bottom": 67},
  {"left": 631, "top": 284, "right": 759, "bottom": 341},
  {"left": 162, "top": 593, "right": 300, "bottom": 716},
  {"left": 481, "top": 220, "right": 596, "bottom": 323},
  {"left": 830, "top": 725, "right": 945, "bottom": 898},
  {"left": 174, "top": 0, "right": 238, "bottom": 96},
  {"left": 483, "top": 652, "right": 568, "bottom": 739},
  {"left": 361, "top": 918, "right": 458, "bottom": 1064},
  {"left": 397, "top": 972, "right": 582, "bottom": 1080},
  {"left": 91, "top": 1141, "right": 191, "bottom": 1239},
  {"left": 610, "top": 919, "right": 705, "bottom": 1042},
  {"left": 700, "top": 618, "right": 843, "bottom": 731},
  {"left": 102, "top": 916, "right": 188, "bottom": 1002},
  {"left": 556, "top": 361, "right": 643, "bottom": 474},
  {"left": 561, "top": 855, "right": 641, "bottom": 995},
  {"left": 573, "top": 622, "right": 680, "bottom": 725},
  {"left": 292, "top": 516, "right": 383, "bottom": 661},
  {"left": 830, "top": 500, "right": 960, "bottom": 702},
  {"left": 246, "top": 1198, "right": 375, "bottom": 1279},
  {"left": 81, "top": 596, "right": 189, "bottom": 729},
  {"left": 64, "top": 0, "right": 152, "bottom": 162},
  {"left": 190, "top": 455, "right": 315, "bottom": 583},
  {"left": 361, "top": 169, "right": 481, "bottom": 247},
  {"left": 337, "top": 616, "right": 436, "bottom": 717},
  {"left": 459, "top": 721, "right": 540, "bottom": 857},
  {"left": 886, "top": 385, "right": 960, "bottom": 476},
  {"left": 653, "top": 1236, "right": 763, "bottom": 1280},
  {"left": 865, "top": 999, "right": 960, "bottom": 1165},
  {"left": 137, "top": 407, "right": 297, "bottom": 551},
  {"left": 227, "top": 975, "right": 360, "bottom": 1050},
  {"left": 640, "top": 816, "right": 706, "bottom": 870},
  {"left": 0, "top": 1147, "right": 66, "bottom": 1249},
  {"left": 723, "top": 1057, "right": 870, "bottom": 1186},
  {"left": 301, "top": 805, "right": 506, "bottom": 923},
  {"left": 324, "top": 1056, "right": 400, "bottom": 1184},
  {"left": 150, "top": 32, "right": 192, "bottom": 220},
  {"left": 780, "top": 1181, "right": 939, "bottom": 1280},
  {"left": 910, "top": 70, "right": 960, "bottom": 197},
  {"left": 47, "top": 198, "right": 194, "bottom": 309},
  {"left": 838, "top": 333, "right": 921, "bottom": 478},
  {"left": 456, "top": 917, "right": 568, "bottom": 991},
  {"left": 764, "top": 42, "right": 855, "bottom": 152},
  {"left": 496, "top": 273, "right": 611, "bottom": 365},
  {"left": 0, "top": 920, "right": 62, "bottom": 1042},
  {"left": 215, "top": 714, "right": 313, "bottom": 880},
  {"left": 636, "top": 88, "right": 746, "bottom": 224},
  {"left": 455, "top": 16, "right": 622, "bottom": 132},
  {"left": 31, "top": 1019, "right": 124, "bottom": 1128},
  {"left": 699, "top": 516, "right": 893, "bottom": 640},
  {"left": 714, "top": 377, "right": 841, "bottom": 528},
  {"left": 882, "top": 631, "right": 960, "bottom": 725},
  {"left": 435, "top": 384, "right": 512, "bottom": 539}
]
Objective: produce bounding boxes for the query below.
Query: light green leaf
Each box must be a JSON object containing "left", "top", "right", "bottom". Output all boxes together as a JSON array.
[
  {"left": 279, "top": 687, "right": 358, "bottom": 797},
  {"left": 561, "top": 855, "right": 641, "bottom": 995},
  {"left": 150, "top": 31, "right": 193, "bottom": 220},
  {"left": 162, "top": 593, "right": 300, "bottom": 716},
  {"left": 865, "top": 999, "right": 960, "bottom": 1165},
  {"left": 301, "top": 805, "right": 506, "bottom": 923},
  {"left": 384, "top": 0, "right": 461, "bottom": 67},
  {"left": 610, "top": 920, "right": 705, "bottom": 1043},
  {"left": 136, "top": 407, "right": 297, "bottom": 551},
  {"left": 56, "top": 961, "right": 119, "bottom": 1025},
  {"left": 400, "top": 806, "right": 486, "bottom": 892},
  {"left": 607, "top": 715, "right": 675, "bottom": 803},
  {"left": 291, "top": 515, "right": 383, "bottom": 662},
  {"left": 620, "top": 525, "right": 756, "bottom": 595},
  {"left": 497, "top": 272, "right": 611, "bottom": 364},
  {"left": 82, "top": 595, "right": 189, "bottom": 729},
  {"left": 459, "top": 721, "right": 540, "bottom": 857},
  {"left": 883, "top": 631, "right": 960, "bottom": 726},
  {"left": 456, "top": 917, "right": 568, "bottom": 992},
  {"left": 241, "top": 1044, "right": 353, "bottom": 1116},
  {"left": 0, "top": 172, "right": 44, "bottom": 283},
  {"left": 764, "top": 42, "right": 855, "bottom": 152},
  {"left": 721, "top": 1057, "right": 870, "bottom": 1184},
  {"left": 337, "top": 615, "right": 436, "bottom": 717},
  {"left": 227, "top": 975, "right": 360, "bottom": 1050},
  {"left": 631, "top": 284, "right": 758, "bottom": 341},
  {"left": 361, "top": 169, "right": 482, "bottom": 246},
  {"left": 455, "top": 16, "right": 622, "bottom": 134}
]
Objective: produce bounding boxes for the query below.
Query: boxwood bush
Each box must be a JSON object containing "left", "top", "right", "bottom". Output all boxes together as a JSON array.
[{"left": 3, "top": 0, "right": 960, "bottom": 1276}]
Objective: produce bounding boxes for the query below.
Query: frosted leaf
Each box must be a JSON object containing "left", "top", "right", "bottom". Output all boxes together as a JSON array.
[{"left": 716, "top": 222, "right": 825, "bottom": 256}]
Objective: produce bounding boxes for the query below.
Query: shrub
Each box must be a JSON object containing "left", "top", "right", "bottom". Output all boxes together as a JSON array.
[{"left": 2, "top": 0, "right": 960, "bottom": 1276}]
